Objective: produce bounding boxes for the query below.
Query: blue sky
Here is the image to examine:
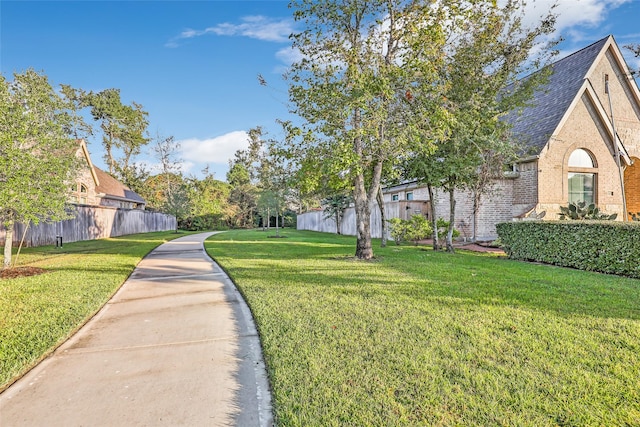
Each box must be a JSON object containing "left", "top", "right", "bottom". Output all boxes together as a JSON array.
[{"left": 2, "top": 0, "right": 640, "bottom": 181}]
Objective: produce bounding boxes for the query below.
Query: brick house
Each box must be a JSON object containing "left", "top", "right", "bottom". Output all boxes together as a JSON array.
[
  {"left": 72, "top": 140, "right": 146, "bottom": 210},
  {"left": 383, "top": 35, "right": 640, "bottom": 240}
]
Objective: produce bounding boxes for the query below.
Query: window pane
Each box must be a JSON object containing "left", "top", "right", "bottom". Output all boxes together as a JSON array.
[
  {"left": 406, "top": 192, "right": 414, "bottom": 201},
  {"left": 568, "top": 149, "right": 594, "bottom": 168},
  {"left": 568, "top": 173, "right": 595, "bottom": 204}
]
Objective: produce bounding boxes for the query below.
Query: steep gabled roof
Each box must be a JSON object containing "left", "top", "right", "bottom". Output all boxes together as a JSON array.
[
  {"left": 77, "top": 139, "right": 100, "bottom": 187},
  {"left": 94, "top": 167, "right": 146, "bottom": 204},
  {"left": 507, "top": 36, "right": 610, "bottom": 153}
]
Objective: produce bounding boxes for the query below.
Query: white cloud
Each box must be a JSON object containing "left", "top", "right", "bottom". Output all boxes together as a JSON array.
[
  {"left": 518, "top": 0, "right": 631, "bottom": 35},
  {"left": 275, "top": 46, "right": 304, "bottom": 66},
  {"left": 178, "top": 130, "right": 249, "bottom": 166},
  {"left": 166, "top": 16, "right": 293, "bottom": 47}
]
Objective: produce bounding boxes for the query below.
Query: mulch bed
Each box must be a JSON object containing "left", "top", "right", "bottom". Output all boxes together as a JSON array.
[{"left": 0, "top": 266, "right": 48, "bottom": 280}]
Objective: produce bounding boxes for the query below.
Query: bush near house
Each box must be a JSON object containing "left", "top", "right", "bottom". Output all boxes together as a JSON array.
[
  {"left": 388, "top": 215, "right": 432, "bottom": 245},
  {"left": 496, "top": 221, "right": 640, "bottom": 278}
]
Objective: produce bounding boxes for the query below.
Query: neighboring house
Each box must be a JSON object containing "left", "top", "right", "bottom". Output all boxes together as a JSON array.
[
  {"left": 383, "top": 35, "right": 640, "bottom": 240},
  {"left": 72, "top": 140, "right": 146, "bottom": 210}
]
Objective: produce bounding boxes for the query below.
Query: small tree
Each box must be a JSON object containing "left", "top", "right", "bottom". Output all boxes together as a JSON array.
[
  {"left": 0, "top": 70, "right": 83, "bottom": 268},
  {"left": 322, "top": 193, "right": 352, "bottom": 235},
  {"left": 152, "top": 134, "right": 187, "bottom": 231}
]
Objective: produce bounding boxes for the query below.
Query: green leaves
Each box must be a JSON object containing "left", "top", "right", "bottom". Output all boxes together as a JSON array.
[
  {"left": 558, "top": 202, "right": 618, "bottom": 221},
  {"left": 496, "top": 221, "right": 640, "bottom": 278},
  {"left": 84, "top": 88, "right": 150, "bottom": 175},
  {"left": 0, "top": 69, "right": 83, "bottom": 267}
]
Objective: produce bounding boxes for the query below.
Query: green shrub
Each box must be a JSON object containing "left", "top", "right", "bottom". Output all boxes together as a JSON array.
[
  {"left": 436, "top": 218, "right": 460, "bottom": 241},
  {"left": 388, "top": 215, "right": 432, "bottom": 245},
  {"left": 179, "top": 214, "right": 228, "bottom": 231},
  {"left": 496, "top": 221, "right": 640, "bottom": 278},
  {"left": 387, "top": 218, "right": 408, "bottom": 245}
]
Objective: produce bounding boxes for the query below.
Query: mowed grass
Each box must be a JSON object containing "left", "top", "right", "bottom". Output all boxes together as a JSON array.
[
  {"left": 0, "top": 231, "right": 189, "bottom": 390},
  {"left": 205, "top": 229, "right": 640, "bottom": 426}
]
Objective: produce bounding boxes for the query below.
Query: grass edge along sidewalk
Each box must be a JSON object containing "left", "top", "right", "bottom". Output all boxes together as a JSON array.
[
  {"left": 0, "top": 231, "right": 192, "bottom": 391},
  {"left": 205, "top": 229, "right": 640, "bottom": 426}
]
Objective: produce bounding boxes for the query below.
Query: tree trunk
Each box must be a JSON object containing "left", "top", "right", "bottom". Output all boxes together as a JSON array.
[
  {"left": 3, "top": 221, "right": 14, "bottom": 269},
  {"left": 427, "top": 184, "right": 439, "bottom": 251},
  {"left": 472, "top": 190, "right": 480, "bottom": 243},
  {"left": 354, "top": 173, "right": 373, "bottom": 259},
  {"left": 336, "top": 211, "right": 341, "bottom": 235},
  {"left": 446, "top": 187, "right": 456, "bottom": 253},
  {"left": 377, "top": 185, "right": 387, "bottom": 247}
]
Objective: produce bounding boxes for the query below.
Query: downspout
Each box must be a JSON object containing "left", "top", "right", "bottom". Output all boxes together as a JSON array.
[{"left": 605, "top": 76, "right": 628, "bottom": 221}]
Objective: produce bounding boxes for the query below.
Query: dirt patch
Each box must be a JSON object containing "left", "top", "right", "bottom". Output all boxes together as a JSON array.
[{"left": 0, "top": 266, "right": 48, "bottom": 280}]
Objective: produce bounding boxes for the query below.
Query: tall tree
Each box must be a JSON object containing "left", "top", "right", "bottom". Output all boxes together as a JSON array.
[
  {"left": 226, "top": 160, "right": 258, "bottom": 228},
  {"left": 405, "top": 0, "right": 557, "bottom": 252},
  {"left": 0, "top": 70, "right": 83, "bottom": 268},
  {"left": 257, "top": 139, "right": 294, "bottom": 236},
  {"left": 226, "top": 130, "right": 261, "bottom": 229},
  {"left": 85, "top": 89, "right": 150, "bottom": 176},
  {"left": 287, "top": 0, "right": 445, "bottom": 259},
  {"left": 151, "top": 134, "right": 188, "bottom": 231}
]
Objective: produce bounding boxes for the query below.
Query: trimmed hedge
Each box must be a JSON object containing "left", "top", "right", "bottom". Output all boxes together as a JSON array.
[{"left": 496, "top": 221, "right": 640, "bottom": 278}]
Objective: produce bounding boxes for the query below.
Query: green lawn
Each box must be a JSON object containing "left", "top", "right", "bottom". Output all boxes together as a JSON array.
[
  {"left": 0, "top": 231, "right": 189, "bottom": 390},
  {"left": 205, "top": 229, "right": 640, "bottom": 426}
]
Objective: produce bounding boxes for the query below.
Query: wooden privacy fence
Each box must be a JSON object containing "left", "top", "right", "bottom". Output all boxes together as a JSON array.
[
  {"left": 0, "top": 205, "right": 177, "bottom": 247},
  {"left": 297, "top": 204, "right": 387, "bottom": 238},
  {"left": 297, "top": 201, "right": 432, "bottom": 238}
]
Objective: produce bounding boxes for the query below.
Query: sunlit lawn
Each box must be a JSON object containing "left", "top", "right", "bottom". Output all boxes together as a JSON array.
[
  {"left": 0, "top": 231, "right": 190, "bottom": 390},
  {"left": 205, "top": 229, "right": 640, "bottom": 426}
]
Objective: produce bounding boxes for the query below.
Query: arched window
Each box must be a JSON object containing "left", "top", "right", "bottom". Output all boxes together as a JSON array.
[
  {"left": 70, "top": 182, "right": 89, "bottom": 204},
  {"left": 567, "top": 149, "right": 596, "bottom": 204}
]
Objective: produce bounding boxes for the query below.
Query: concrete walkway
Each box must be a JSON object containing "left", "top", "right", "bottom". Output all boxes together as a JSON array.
[{"left": 0, "top": 232, "right": 273, "bottom": 426}]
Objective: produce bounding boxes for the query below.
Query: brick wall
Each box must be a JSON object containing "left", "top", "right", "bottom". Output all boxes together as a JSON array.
[
  {"left": 625, "top": 158, "right": 640, "bottom": 216},
  {"left": 513, "top": 161, "right": 538, "bottom": 214}
]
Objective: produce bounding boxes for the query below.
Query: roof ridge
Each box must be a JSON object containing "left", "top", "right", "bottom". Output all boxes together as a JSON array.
[
  {"left": 505, "top": 35, "right": 612, "bottom": 154},
  {"left": 551, "top": 35, "right": 610, "bottom": 67}
]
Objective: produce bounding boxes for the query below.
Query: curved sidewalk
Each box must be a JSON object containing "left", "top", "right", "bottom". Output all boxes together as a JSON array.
[{"left": 0, "top": 232, "right": 273, "bottom": 426}]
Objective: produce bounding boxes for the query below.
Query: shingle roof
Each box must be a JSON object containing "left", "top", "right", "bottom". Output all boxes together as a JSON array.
[
  {"left": 94, "top": 167, "right": 146, "bottom": 204},
  {"left": 506, "top": 36, "right": 610, "bottom": 154}
]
